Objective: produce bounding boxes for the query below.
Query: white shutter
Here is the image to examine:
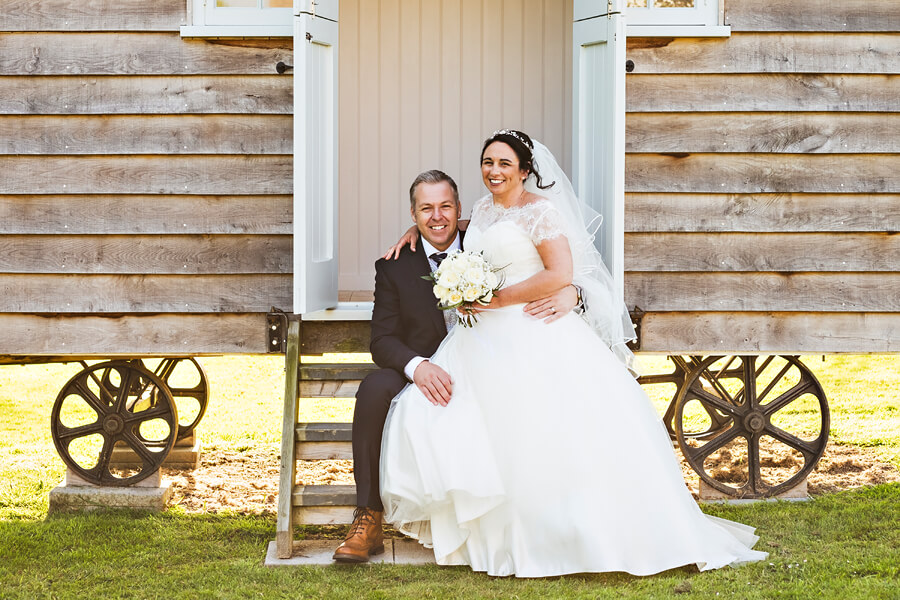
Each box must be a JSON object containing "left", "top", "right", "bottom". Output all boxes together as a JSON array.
[
  {"left": 573, "top": 0, "right": 627, "bottom": 300},
  {"left": 292, "top": 0, "right": 339, "bottom": 314}
]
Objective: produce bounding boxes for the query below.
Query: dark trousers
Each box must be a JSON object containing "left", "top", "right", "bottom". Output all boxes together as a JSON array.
[{"left": 352, "top": 368, "right": 407, "bottom": 511}]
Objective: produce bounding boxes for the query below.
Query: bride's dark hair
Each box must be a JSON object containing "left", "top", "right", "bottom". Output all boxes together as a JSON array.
[{"left": 481, "top": 129, "right": 555, "bottom": 190}]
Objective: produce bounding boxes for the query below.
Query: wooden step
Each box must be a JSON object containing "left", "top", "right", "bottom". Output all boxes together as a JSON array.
[
  {"left": 292, "top": 484, "right": 356, "bottom": 524},
  {"left": 295, "top": 422, "right": 352, "bottom": 460},
  {"left": 299, "top": 363, "right": 379, "bottom": 397}
]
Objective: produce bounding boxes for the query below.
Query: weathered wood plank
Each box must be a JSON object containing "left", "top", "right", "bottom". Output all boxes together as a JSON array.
[
  {"left": 0, "top": 195, "right": 292, "bottom": 235},
  {"left": 0, "top": 156, "right": 291, "bottom": 195},
  {"left": 1, "top": 0, "right": 185, "bottom": 31},
  {"left": 0, "top": 235, "right": 291, "bottom": 274},
  {"left": 0, "top": 115, "right": 293, "bottom": 155},
  {"left": 626, "top": 154, "right": 899, "bottom": 193},
  {"left": 276, "top": 317, "right": 300, "bottom": 558},
  {"left": 0, "top": 313, "right": 270, "bottom": 356},
  {"left": 626, "top": 273, "right": 900, "bottom": 312},
  {"left": 625, "top": 233, "right": 900, "bottom": 272},
  {"left": 300, "top": 321, "right": 371, "bottom": 355},
  {"left": 627, "top": 74, "right": 900, "bottom": 112},
  {"left": 626, "top": 33, "right": 899, "bottom": 75},
  {"left": 292, "top": 506, "right": 355, "bottom": 525},
  {"left": 625, "top": 193, "right": 900, "bottom": 232},
  {"left": 0, "top": 33, "right": 292, "bottom": 75},
  {"left": 0, "top": 76, "right": 292, "bottom": 115},
  {"left": 295, "top": 442, "right": 352, "bottom": 460},
  {"left": 292, "top": 485, "right": 356, "bottom": 507},
  {"left": 638, "top": 312, "right": 900, "bottom": 354},
  {"left": 0, "top": 274, "right": 291, "bottom": 312},
  {"left": 725, "top": 0, "right": 900, "bottom": 33},
  {"left": 626, "top": 113, "right": 900, "bottom": 154}
]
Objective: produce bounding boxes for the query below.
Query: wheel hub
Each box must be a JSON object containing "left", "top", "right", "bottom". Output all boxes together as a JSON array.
[
  {"left": 743, "top": 410, "right": 766, "bottom": 433},
  {"left": 102, "top": 413, "right": 125, "bottom": 435}
]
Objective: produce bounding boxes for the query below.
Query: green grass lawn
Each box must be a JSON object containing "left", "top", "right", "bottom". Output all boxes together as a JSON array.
[{"left": 1, "top": 355, "right": 898, "bottom": 599}]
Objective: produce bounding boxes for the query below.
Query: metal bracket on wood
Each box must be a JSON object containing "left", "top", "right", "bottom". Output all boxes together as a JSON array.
[
  {"left": 628, "top": 306, "right": 645, "bottom": 352},
  {"left": 266, "top": 308, "right": 290, "bottom": 354}
]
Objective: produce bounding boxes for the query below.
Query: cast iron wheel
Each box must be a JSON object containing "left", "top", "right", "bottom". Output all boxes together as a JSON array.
[
  {"left": 51, "top": 360, "right": 178, "bottom": 486},
  {"left": 674, "top": 355, "right": 829, "bottom": 498},
  {"left": 637, "top": 355, "right": 732, "bottom": 440},
  {"left": 141, "top": 357, "right": 209, "bottom": 441}
]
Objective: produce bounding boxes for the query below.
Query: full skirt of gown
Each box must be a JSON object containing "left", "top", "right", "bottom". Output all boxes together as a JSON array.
[{"left": 380, "top": 207, "right": 767, "bottom": 578}]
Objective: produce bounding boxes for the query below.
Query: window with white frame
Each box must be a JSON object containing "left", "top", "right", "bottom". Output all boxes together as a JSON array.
[
  {"left": 181, "top": 0, "right": 293, "bottom": 37},
  {"left": 626, "top": 0, "right": 730, "bottom": 37}
]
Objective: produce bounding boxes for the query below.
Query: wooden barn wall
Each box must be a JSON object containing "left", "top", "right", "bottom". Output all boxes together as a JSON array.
[
  {"left": 0, "top": 1, "right": 293, "bottom": 356},
  {"left": 624, "top": 0, "right": 900, "bottom": 353},
  {"left": 337, "top": 0, "right": 574, "bottom": 291}
]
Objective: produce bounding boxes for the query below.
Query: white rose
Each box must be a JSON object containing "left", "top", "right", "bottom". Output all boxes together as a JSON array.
[
  {"left": 437, "top": 270, "right": 460, "bottom": 288},
  {"left": 485, "top": 270, "right": 499, "bottom": 289},
  {"left": 463, "top": 285, "right": 481, "bottom": 303},
  {"left": 433, "top": 285, "right": 452, "bottom": 304},
  {"left": 479, "top": 289, "right": 493, "bottom": 304},
  {"left": 448, "top": 290, "right": 463, "bottom": 305},
  {"left": 463, "top": 267, "right": 485, "bottom": 284}
]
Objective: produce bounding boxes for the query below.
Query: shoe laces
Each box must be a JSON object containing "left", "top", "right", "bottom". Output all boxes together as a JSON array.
[{"left": 345, "top": 507, "right": 376, "bottom": 539}]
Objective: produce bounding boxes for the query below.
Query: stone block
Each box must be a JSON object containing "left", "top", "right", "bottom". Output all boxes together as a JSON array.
[
  {"left": 109, "top": 433, "right": 202, "bottom": 470},
  {"left": 49, "top": 468, "right": 172, "bottom": 513},
  {"left": 699, "top": 477, "right": 809, "bottom": 504}
]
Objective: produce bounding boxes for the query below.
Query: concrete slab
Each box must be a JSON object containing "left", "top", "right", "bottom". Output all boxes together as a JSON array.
[
  {"left": 49, "top": 480, "right": 172, "bottom": 513},
  {"left": 264, "top": 539, "right": 437, "bottom": 566},
  {"left": 265, "top": 540, "right": 393, "bottom": 566},
  {"left": 699, "top": 477, "right": 809, "bottom": 504},
  {"left": 391, "top": 539, "right": 436, "bottom": 564}
]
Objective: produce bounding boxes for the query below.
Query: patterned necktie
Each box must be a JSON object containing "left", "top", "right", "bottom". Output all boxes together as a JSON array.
[
  {"left": 429, "top": 252, "right": 456, "bottom": 331},
  {"left": 430, "top": 252, "right": 447, "bottom": 268}
]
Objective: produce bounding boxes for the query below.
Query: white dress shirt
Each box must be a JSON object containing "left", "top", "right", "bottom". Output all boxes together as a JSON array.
[{"left": 403, "top": 231, "right": 462, "bottom": 381}]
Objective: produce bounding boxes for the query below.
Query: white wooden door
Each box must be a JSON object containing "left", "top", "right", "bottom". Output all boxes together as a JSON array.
[
  {"left": 293, "top": 0, "right": 339, "bottom": 314},
  {"left": 573, "top": 0, "right": 627, "bottom": 299}
]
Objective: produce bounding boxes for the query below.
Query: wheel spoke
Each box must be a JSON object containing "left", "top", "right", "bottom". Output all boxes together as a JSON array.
[
  {"left": 93, "top": 433, "right": 116, "bottom": 477},
  {"left": 762, "top": 379, "right": 816, "bottom": 417},
  {"left": 765, "top": 424, "right": 818, "bottom": 458},
  {"left": 56, "top": 421, "right": 104, "bottom": 443},
  {"left": 122, "top": 430, "right": 161, "bottom": 467},
  {"left": 686, "top": 385, "right": 741, "bottom": 418},
  {"left": 756, "top": 360, "right": 794, "bottom": 406},
  {"left": 698, "top": 368, "right": 738, "bottom": 406},
  {"left": 686, "top": 426, "right": 741, "bottom": 463},
  {"left": 110, "top": 366, "right": 136, "bottom": 413},
  {"left": 166, "top": 387, "right": 205, "bottom": 399},
  {"left": 122, "top": 403, "right": 174, "bottom": 425},
  {"left": 71, "top": 379, "right": 109, "bottom": 416},
  {"left": 747, "top": 433, "right": 762, "bottom": 494}
]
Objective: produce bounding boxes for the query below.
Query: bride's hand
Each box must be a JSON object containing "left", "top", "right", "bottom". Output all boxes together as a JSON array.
[
  {"left": 461, "top": 291, "right": 503, "bottom": 315},
  {"left": 383, "top": 225, "right": 419, "bottom": 260}
]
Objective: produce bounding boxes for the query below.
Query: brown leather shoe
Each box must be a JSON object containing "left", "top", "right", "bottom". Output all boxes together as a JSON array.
[{"left": 332, "top": 507, "right": 385, "bottom": 563}]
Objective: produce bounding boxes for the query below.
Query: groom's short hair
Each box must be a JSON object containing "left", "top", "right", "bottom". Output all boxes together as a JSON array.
[{"left": 409, "top": 170, "right": 459, "bottom": 208}]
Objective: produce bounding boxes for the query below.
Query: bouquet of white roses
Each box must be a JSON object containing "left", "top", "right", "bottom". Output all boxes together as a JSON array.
[{"left": 423, "top": 250, "right": 503, "bottom": 327}]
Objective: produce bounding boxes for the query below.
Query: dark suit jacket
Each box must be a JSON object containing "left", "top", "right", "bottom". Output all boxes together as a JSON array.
[{"left": 370, "top": 233, "right": 463, "bottom": 374}]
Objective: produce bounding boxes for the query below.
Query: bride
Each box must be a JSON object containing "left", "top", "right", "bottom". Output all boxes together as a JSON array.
[{"left": 379, "top": 129, "right": 767, "bottom": 577}]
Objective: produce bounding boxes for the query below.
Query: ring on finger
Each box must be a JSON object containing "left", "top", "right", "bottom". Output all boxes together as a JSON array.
[{"left": 550, "top": 307, "right": 556, "bottom": 313}]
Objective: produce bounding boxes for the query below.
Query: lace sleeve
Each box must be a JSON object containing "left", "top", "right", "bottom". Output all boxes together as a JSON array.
[
  {"left": 469, "top": 195, "right": 492, "bottom": 227},
  {"left": 529, "top": 201, "right": 568, "bottom": 244}
]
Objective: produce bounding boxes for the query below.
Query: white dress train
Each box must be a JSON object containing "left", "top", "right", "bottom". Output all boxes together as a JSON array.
[{"left": 379, "top": 197, "right": 767, "bottom": 577}]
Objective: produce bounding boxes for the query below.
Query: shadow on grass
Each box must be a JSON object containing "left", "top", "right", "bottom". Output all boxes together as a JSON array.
[{"left": 0, "top": 484, "right": 897, "bottom": 600}]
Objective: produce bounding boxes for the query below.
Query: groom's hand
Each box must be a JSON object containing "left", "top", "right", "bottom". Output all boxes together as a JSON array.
[
  {"left": 524, "top": 284, "right": 578, "bottom": 323},
  {"left": 413, "top": 361, "right": 453, "bottom": 407}
]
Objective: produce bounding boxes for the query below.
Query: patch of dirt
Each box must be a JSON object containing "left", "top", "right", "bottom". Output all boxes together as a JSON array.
[
  {"left": 676, "top": 441, "right": 900, "bottom": 499},
  {"left": 165, "top": 443, "right": 898, "bottom": 515}
]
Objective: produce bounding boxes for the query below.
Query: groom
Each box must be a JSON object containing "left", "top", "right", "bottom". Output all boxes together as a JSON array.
[{"left": 333, "top": 169, "right": 580, "bottom": 563}]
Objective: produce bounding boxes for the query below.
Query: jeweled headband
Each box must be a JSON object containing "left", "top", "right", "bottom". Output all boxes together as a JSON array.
[{"left": 491, "top": 129, "right": 532, "bottom": 149}]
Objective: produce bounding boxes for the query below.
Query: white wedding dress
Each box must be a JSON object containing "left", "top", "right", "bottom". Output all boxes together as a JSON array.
[{"left": 380, "top": 195, "right": 767, "bottom": 578}]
